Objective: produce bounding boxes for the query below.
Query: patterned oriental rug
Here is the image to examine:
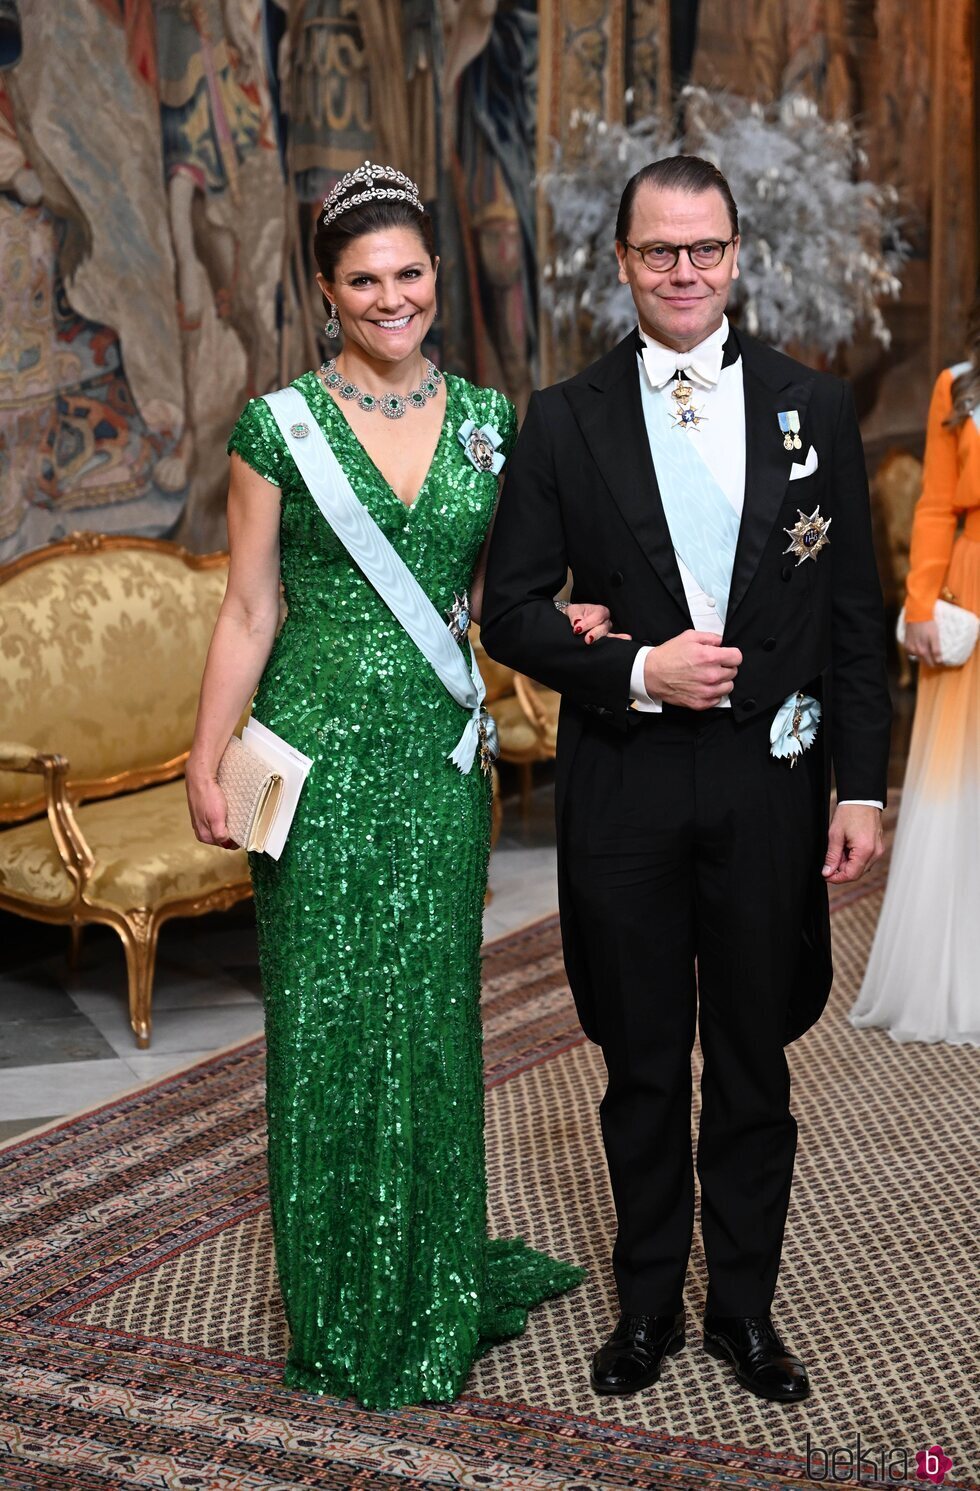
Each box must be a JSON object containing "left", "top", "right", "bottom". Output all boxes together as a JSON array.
[{"left": 2, "top": 803, "right": 979, "bottom": 1491}]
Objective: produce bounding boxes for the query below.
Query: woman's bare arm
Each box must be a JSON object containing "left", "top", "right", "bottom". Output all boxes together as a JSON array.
[{"left": 186, "top": 455, "right": 283, "bottom": 845}]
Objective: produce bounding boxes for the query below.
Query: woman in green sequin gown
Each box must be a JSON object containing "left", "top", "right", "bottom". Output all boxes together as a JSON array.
[{"left": 190, "top": 186, "right": 588, "bottom": 1410}]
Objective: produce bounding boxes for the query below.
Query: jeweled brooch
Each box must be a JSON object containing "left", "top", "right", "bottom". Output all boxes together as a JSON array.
[
  {"left": 289, "top": 422, "right": 309, "bottom": 439},
  {"left": 783, "top": 506, "right": 832, "bottom": 565},
  {"left": 458, "top": 419, "right": 505, "bottom": 475},
  {"left": 446, "top": 591, "right": 471, "bottom": 642}
]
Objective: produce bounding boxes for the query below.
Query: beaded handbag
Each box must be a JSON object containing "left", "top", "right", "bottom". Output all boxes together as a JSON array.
[
  {"left": 896, "top": 589, "right": 979, "bottom": 668},
  {"left": 216, "top": 735, "right": 284, "bottom": 852}
]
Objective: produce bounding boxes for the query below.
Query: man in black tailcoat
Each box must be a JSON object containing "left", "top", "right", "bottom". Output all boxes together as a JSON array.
[{"left": 480, "top": 156, "right": 891, "bottom": 1403}]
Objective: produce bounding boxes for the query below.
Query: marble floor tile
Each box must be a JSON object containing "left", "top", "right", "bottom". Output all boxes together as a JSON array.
[
  {"left": 71, "top": 995, "right": 264, "bottom": 1060},
  {"left": 69, "top": 968, "right": 258, "bottom": 1024},
  {"left": 133, "top": 964, "right": 259, "bottom": 1011},
  {"left": 484, "top": 844, "right": 559, "bottom": 943},
  {"left": 0, "top": 1059, "right": 137, "bottom": 1120},
  {"left": 0, "top": 965, "right": 81, "bottom": 1023},
  {"left": 0, "top": 1115, "right": 61, "bottom": 1144},
  {"left": 123, "top": 1049, "right": 237, "bottom": 1084},
  {"left": 0, "top": 1014, "right": 118, "bottom": 1069}
]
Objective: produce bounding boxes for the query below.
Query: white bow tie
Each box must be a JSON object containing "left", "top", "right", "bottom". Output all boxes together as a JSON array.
[{"left": 641, "top": 337, "right": 724, "bottom": 391}]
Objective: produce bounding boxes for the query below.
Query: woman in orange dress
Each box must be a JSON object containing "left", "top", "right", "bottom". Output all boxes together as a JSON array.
[{"left": 851, "top": 331, "right": 980, "bottom": 1045}]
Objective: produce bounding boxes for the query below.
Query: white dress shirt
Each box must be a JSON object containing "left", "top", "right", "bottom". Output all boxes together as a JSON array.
[
  {"left": 629, "top": 315, "right": 743, "bottom": 711},
  {"left": 624, "top": 318, "right": 881, "bottom": 810}
]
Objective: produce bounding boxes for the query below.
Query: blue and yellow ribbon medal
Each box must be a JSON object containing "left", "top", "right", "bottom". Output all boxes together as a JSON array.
[
  {"left": 670, "top": 378, "right": 706, "bottom": 431},
  {"left": 778, "top": 409, "right": 802, "bottom": 450}
]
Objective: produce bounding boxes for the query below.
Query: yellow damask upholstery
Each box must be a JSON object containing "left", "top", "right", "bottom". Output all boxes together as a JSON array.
[
  {"left": 0, "top": 535, "right": 251, "bottom": 1048},
  {"left": 0, "top": 779, "right": 248, "bottom": 908},
  {"left": 0, "top": 542, "right": 228, "bottom": 815}
]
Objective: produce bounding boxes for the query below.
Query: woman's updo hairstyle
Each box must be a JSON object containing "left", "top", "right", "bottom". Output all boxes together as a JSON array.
[
  {"left": 946, "top": 279, "right": 980, "bottom": 428},
  {"left": 314, "top": 161, "right": 436, "bottom": 310}
]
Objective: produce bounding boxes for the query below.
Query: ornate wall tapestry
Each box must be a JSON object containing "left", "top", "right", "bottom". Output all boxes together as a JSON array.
[
  {"left": 3, "top": 0, "right": 285, "bottom": 558},
  {"left": 0, "top": 0, "right": 976, "bottom": 557}
]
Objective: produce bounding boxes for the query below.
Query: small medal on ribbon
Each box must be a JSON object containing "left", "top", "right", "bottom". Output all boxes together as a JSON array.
[{"left": 778, "top": 409, "right": 802, "bottom": 450}]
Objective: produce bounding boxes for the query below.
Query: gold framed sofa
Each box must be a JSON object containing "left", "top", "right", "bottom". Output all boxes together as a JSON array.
[{"left": 0, "top": 533, "right": 251, "bottom": 1048}]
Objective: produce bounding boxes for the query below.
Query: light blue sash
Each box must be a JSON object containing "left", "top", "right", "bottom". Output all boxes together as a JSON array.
[
  {"left": 638, "top": 372, "right": 741, "bottom": 621},
  {"left": 263, "top": 387, "right": 494, "bottom": 775}
]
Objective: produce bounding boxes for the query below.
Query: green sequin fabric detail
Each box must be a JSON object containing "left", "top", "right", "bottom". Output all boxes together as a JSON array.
[{"left": 227, "top": 373, "right": 583, "bottom": 1410}]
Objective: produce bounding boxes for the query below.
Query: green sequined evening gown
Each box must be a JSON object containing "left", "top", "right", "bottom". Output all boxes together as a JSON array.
[{"left": 228, "top": 372, "right": 582, "bottom": 1411}]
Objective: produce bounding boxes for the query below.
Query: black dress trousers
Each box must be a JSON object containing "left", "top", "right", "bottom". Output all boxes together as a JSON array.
[{"left": 562, "top": 703, "right": 821, "bottom": 1317}]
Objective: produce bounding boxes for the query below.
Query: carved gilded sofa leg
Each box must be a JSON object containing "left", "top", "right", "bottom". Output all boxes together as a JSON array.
[
  {"left": 68, "top": 920, "right": 84, "bottom": 973},
  {"left": 118, "top": 908, "right": 160, "bottom": 1049}
]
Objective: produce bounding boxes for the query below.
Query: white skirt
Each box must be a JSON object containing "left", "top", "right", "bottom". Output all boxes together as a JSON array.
[{"left": 850, "top": 533, "right": 980, "bottom": 1045}]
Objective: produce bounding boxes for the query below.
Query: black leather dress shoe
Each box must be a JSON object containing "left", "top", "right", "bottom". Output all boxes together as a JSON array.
[
  {"left": 590, "top": 1312, "right": 685, "bottom": 1395},
  {"left": 703, "top": 1314, "right": 810, "bottom": 1403}
]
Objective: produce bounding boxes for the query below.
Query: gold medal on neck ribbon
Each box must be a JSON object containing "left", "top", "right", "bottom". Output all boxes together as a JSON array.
[{"left": 670, "top": 379, "right": 706, "bottom": 432}]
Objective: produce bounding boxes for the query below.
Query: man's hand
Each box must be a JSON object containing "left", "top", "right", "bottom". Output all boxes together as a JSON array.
[
  {"left": 821, "top": 803, "right": 883, "bottom": 884},
  {"left": 643, "top": 631, "right": 742, "bottom": 709}
]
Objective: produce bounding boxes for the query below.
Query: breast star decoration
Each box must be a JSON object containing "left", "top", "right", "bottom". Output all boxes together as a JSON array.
[{"left": 783, "top": 506, "right": 832, "bottom": 565}]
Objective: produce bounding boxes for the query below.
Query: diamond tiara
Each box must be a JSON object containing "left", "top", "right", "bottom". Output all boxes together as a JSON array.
[{"left": 321, "top": 161, "right": 422, "bottom": 227}]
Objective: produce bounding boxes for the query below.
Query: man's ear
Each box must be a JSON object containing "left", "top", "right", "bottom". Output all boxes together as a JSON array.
[
  {"left": 614, "top": 240, "right": 629, "bottom": 285},
  {"left": 730, "top": 236, "right": 740, "bottom": 283}
]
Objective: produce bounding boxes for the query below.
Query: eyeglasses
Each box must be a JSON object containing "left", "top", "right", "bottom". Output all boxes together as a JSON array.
[{"left": 625, "top": 236, "right": 737, "bottom": 272}]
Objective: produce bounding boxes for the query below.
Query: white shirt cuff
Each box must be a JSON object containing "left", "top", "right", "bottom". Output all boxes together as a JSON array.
[
  {"left": 838, "top": 799, "right": 884, "bottom": 810},
  {"left": 629, "top": 645, "right": 662, "bottom": 712}
]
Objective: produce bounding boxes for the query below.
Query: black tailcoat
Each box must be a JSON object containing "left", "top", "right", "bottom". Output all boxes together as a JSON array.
[{"left": 481, "top": 326, "right": 891, "bottom": 1045}]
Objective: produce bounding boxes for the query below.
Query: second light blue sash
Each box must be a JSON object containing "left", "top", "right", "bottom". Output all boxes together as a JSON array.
[
  {"left": 263, "top": 387, "right": 494, "bottom": 775},
  {"left": 638, "top": 371, "right": 741, "bottom": 621}
]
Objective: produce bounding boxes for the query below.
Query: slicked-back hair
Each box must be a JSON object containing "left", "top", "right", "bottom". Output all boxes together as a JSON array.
[{"left": 615, "top": 155, "right": 739, "bottom": 244}]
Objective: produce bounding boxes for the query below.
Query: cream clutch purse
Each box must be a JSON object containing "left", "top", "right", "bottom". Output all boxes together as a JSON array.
[
  {"left": 216, "top": 735, "right": 284, "bottom": 853},
  {"left": 216, "top": 718, "right": 314, "bottom": 858},
  {"left": 896, "top": 591, "right": 980, "bottom": 668}
]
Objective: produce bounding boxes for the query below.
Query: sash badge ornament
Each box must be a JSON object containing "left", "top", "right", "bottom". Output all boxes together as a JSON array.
[{"left": 670, "top": 379, "right": 706, "bottom": 431}]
